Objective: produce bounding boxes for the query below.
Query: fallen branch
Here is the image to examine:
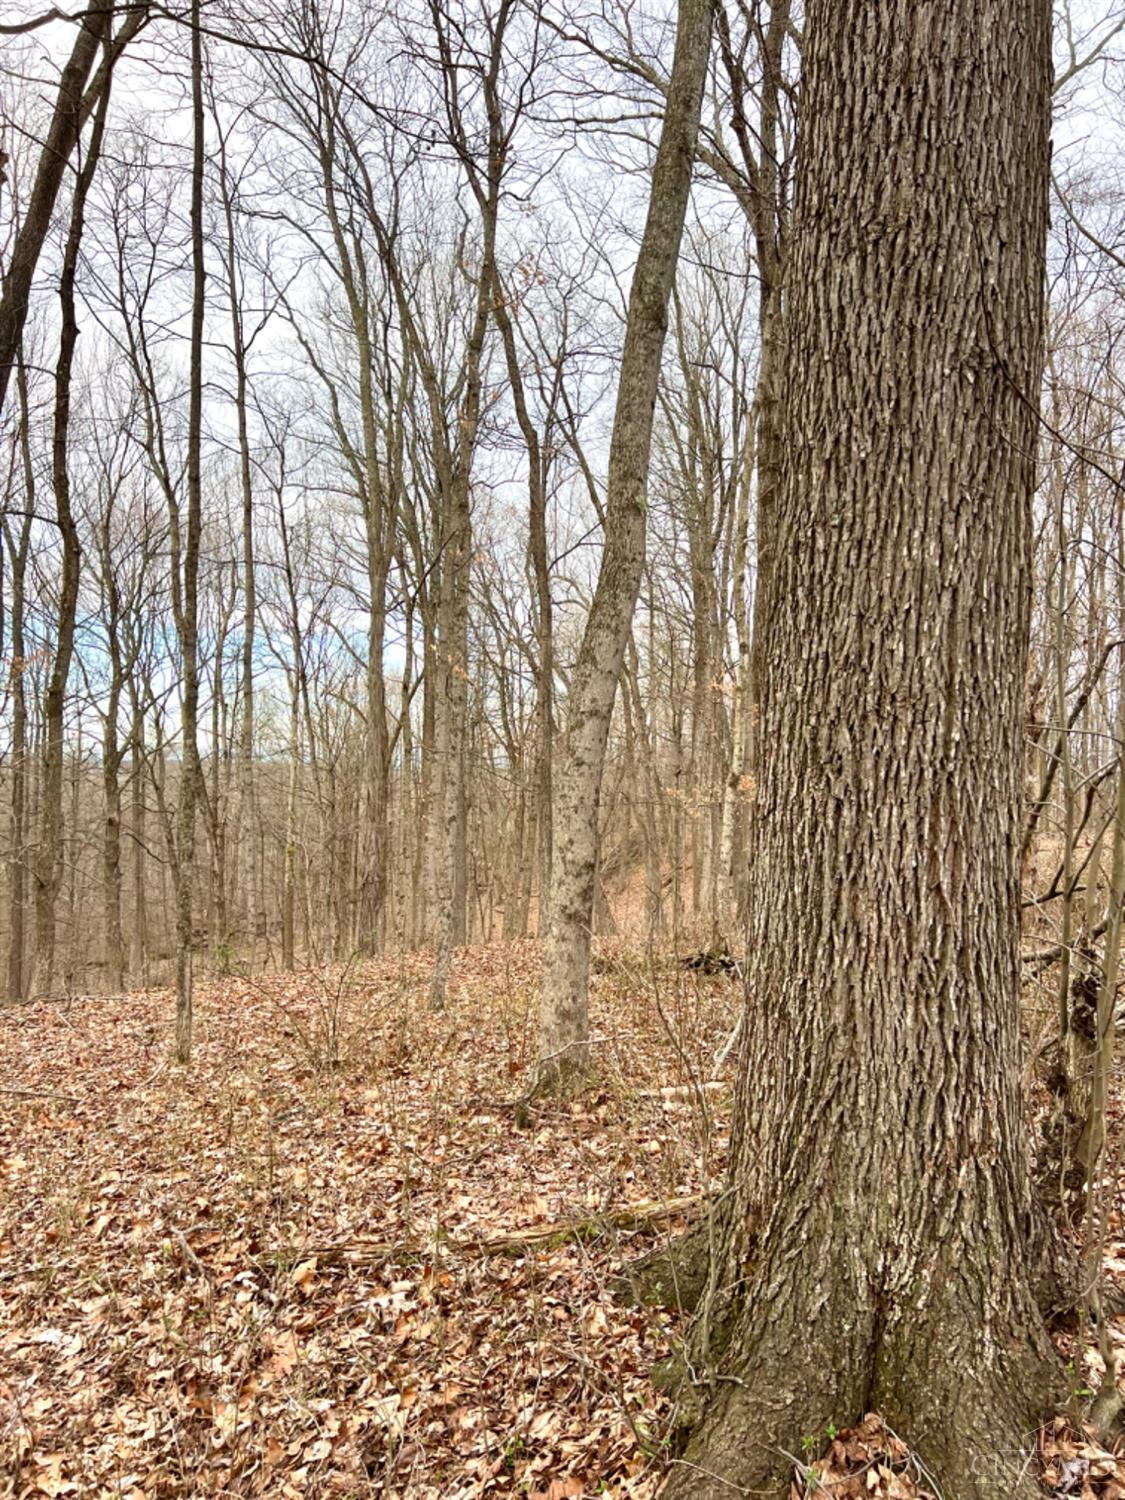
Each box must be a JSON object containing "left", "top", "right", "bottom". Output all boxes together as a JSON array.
[
  {"left": 0, "top": 1085, "right": 83, "bottom": 1104},
  {"left": 637, "top": 1081, "right": 729, "bottom": 1100},
  {"left": 1023, "top": 913, "right": 1115, "bottom": 968},
  {"left": 131, "top": 1056, "right": 168, "bottom": 1092},
  {"left": 268, "top": 1194, "right": 704, "bottom": 1267}
]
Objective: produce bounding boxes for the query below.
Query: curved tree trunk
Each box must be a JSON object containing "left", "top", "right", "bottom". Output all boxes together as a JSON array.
[
  {"left": 32, "top": 33, "right": 115, "bottom": 998},
  {"left": 0, "top": 6, "right": 111, "bottom": 420},
  {"left": 538, "top": 0, "right": 713, "bottom": 1084},
  {"left": 663, "top": 1, "right": 1059, "bottom": 1495}
]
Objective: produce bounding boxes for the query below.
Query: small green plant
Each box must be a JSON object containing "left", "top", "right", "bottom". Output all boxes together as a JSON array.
[
  {"left": 502, "top": 1435, "right": 526, "bottom": 1472},
  {"left": 211, "top": 935, "right": 237, "bottom": 975}
]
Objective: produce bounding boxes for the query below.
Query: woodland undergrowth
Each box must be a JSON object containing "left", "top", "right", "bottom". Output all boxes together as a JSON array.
[{"left": 0, "top": 942, "right": 1122, "bottom": 1499}]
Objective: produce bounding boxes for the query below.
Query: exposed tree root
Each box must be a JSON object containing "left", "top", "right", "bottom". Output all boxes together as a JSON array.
[
  {"left": 1091, "top": 1385, "right": 1125, "bottom": 1449},
  {"left": 513, "top": 1054, "right": 591, "bottom": 1127},
  {"left": 660, "top": 1315, "right": 1061, "bottom": 1500},
  {"left": 610, "top": 1193, "right": 730, "bottom": 1313}
]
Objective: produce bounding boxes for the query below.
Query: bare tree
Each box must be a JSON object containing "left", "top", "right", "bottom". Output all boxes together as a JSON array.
[
  {"left": 171, "top": 0, "right": 207, "bottom": 1061},
  {"left": 537, "top": 0, "right": 713, "bottom": 1085}
]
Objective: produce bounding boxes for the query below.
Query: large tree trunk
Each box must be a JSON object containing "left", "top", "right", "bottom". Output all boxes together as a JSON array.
[
  {"left": 537, "top": 0, "right": 713, "bottom": 1084},
  {"left": 663, "top": 2, "right": 1059, "bottom": 1495}
]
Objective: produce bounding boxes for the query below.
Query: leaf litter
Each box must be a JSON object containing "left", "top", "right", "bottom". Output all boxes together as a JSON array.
[{"left": 0, "top": 940, "right": 1122, "bottom": 1498}]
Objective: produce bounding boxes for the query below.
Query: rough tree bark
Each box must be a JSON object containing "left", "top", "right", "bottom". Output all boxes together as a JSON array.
[
  {"left": 537, "top": 0, "right": 713, "bottom": 1084},
  {"left": 662, "top": 1, "right": 1060, "bottom": 1495}
]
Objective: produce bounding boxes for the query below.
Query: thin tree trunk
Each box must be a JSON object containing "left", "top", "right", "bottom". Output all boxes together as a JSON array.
[
  {"left": 282, "top": 689, "right": 298, "bottom": 971},
  {"left": 417, "top": 613, "right": 437, "bottom": 943},
  {"left": 4, "top": 495, "right": 32, "bottom": 1005},
  {"left": 173, "top": 0, "right": 206, "bottom": 1063},
  {"left": 718, "top": 414, "right": 753, "bottom": 933},
  {"left": 538, "top": 0, "right": 713, "bottom": 1084},
  {"left": 1072, "top": 510, "right": 1125, "bottom": 1215},
  {"left": 128, "top": 709, "right": 148, "bottom": 984},
  {"left": 493, "top": 295, "right": 555, "bottom": 937},
  {"left": 397, "top": 587, "right": 416, "bottom": 946},
  {"left": 426, "top": 0, "right": 513, "bottom": 1006},
  {"left": 100, "top": 646, "right": 126, "bottom": 994},
  {"left": 216, "top": 139, "right": 262, "bottom": 969},
  {"left": 102, "top": 754, "right": 125, "bottom": 992}
]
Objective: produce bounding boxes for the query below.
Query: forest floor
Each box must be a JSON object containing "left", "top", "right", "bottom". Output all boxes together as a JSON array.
[{"left": 0, "top": 941, "right": 1123, "bottom": 1499}]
